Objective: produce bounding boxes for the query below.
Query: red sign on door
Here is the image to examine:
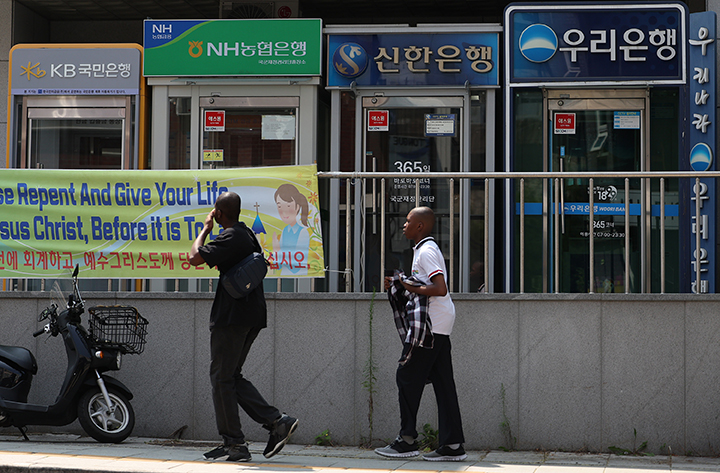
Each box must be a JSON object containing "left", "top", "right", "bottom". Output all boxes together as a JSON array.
[
  {"left": 205, "top": 110, "right": 226, "bottom": 132},
  {"left": 368, "top": 110, "right": 389, "bottom": 131},
  {"left": 554, "top": 112, "right": 575, "bottom": 134}
]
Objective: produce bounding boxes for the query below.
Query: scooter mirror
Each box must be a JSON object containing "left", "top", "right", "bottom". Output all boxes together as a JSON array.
[{"left": 72, "top": 264, "right": 79, "bottom": 278}]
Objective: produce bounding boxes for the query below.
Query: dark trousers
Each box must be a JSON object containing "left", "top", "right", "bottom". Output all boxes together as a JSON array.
[
  {"left": 396, "top": 334, "right": 465, "bottom": 446},
  {"left": 210, "top": 325, "right": 281, "bottom": 445}
]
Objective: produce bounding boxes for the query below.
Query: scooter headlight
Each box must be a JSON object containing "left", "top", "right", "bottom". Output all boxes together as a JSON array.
[{"left": 93, "top": 350, "right": 121, "bottom": 370}]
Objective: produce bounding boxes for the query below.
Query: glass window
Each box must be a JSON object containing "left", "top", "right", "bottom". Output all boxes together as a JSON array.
[
  {"left": 168, "top": 97, "right": 191, "bottom": 169},
  {"left": 649, "top": 88, "right": 679, "bottom": 293},
  {"left": 469, "top": 91, "right": 487, "bottom": 292},
  {"left": 336, "top": 91, "right": 356, "bottom": 292},
  {"left": 512, "top": 89, "right": 544, "bottom": 292},
  {"left": 201, "top": 109, "right": 296, "bottom": 169},
  {"left": 363, "top": 97, "right": 461, "bottom": 292},
  {"left": 30, "top": 118, "right": 123, "bottom": 169},
  {"left": 512, "top": 88, "right": 680, "bottom": 293},
  {"left": 552, "top": 109, "right": 642, "bottom": 293}
]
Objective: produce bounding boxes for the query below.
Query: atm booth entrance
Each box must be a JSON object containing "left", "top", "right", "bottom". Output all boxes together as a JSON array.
[
  {"left": 513, "top": 86, "right": 681, "bottom": 293},
  {"left": 547, "top": 88, "right": 646, "bottom": 293},
  {"left": 505, "top": 3, "right": 687, "bottom": 293},
  {"left": 7, "top": 44, "right": 144, "bottom": 171},
  {"left": 325, "top": 24, "right": 501, "bottom": 293},
  {"left": 19, "top": 96, "right": 134, "bottom": 170}
]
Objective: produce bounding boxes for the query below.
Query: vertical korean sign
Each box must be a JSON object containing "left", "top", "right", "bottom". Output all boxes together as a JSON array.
[
  {"left": 0, "top": 165, "right": 324, "bottom": 278},
  {"left": 688, "top": 12, "right": 716, "bottom": 293}
]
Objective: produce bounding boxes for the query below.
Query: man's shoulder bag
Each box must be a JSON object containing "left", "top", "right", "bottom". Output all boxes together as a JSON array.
[{"left": 221, "top": 224, "right": 269, "bottom": 299}]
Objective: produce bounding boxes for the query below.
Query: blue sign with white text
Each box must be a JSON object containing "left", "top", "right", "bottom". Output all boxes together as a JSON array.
[
  {"left": 143, "top": 20, "right": 205, "bottom": 49},
  {"left": 327, "top": 33, "right": 499, "bottom": 87},
  {"left": 505, "top": 3, "right": 687, "bottom": 85},
  {"left": 684, "top": 11, "right": 716, "bottom": 293}
]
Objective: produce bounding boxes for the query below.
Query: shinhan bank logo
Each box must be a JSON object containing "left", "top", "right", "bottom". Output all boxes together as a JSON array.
[
  {"left": 519, "top": 24, "right": 558, "bottom": 63},
  {"left": 332, "top": 43, "right": 368, "bottom": 79}
]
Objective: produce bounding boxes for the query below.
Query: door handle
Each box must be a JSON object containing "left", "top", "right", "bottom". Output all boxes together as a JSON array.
[{"left": 560, "top": 158, "right": 565, "bottom": 234}]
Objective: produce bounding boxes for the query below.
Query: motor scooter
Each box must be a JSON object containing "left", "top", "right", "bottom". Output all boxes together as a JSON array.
[{"left": 0, "top": 265, "right": 148, "bottom": 443}]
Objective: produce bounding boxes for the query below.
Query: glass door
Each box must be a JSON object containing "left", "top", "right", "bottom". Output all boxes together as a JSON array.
[
  {"left": 548, "top": 90, "right": 645, "bottom": 293},
  {"left": 198, "top": 96, "right": 300, "bottom": 293},
  {"left": 361, "top": 96, "right": 462, "bottom": 292},
  {"left": 23, "top": 96, "right": 130, "bottom": 170},
  {"left": 19, "top": 96, "right": 132, "bottom": 292},
  {"left": 200, "top": 97, "right": 298, "bottom": 169}
]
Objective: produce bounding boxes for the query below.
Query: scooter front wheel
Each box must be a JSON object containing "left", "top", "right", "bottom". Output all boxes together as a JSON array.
[{"left": 77, "top": 388, "right": 135, "bottom": 443}]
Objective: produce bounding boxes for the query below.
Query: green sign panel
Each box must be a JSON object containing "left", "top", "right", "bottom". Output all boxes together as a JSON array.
[{"left": 143, "top": 19, "right": 322, "bottom": 76}]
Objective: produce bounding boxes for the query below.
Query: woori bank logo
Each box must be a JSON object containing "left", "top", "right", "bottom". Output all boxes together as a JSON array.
[
  {"left": 690, "top": 142, "right": 713, "bottom": 171},
  {"left": 519, "top": 24, "right": 558, "bottom": 63}
]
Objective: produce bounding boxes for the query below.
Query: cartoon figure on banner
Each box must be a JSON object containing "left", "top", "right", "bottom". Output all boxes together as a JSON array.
[{"left": 272, "top": 184, "right": 310, "bottom": 275}]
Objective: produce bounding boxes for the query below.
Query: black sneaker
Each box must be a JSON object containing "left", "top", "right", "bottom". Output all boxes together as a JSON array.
[
  {"left": 263, "top": 414, "right": 299, "bottom": 458},
  {"left": 203, "top": 444, "right": 228, "bottom": 460},
  {"left": 374, "top": 436, "right": 420, "bottom": 458},
  {"left": 422, "top": 444, "right": 467, "bottom": 462},
  {"left": 226, "top": 443, "right": 251, "bottom": 462}
]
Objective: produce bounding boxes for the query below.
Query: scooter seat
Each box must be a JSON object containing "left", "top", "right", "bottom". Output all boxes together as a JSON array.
[{"left": 0, "top": 346, "right": 37, "bottom": 375}]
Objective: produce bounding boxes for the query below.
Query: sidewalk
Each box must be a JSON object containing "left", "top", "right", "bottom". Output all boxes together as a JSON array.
[{"left": 0, "top": 434, "right": 719, "bottom": 472}]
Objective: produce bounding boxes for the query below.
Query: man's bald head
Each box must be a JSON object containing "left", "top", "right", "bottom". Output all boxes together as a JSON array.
[
  {"left": 402, "top": 206, "right": 436, "bottom": 242},
  {"left": 409, "top": 206, "right": 435, "bottom": 232},
  {"left": 215, "top": 191, "right": 241, "bottom": 223}
]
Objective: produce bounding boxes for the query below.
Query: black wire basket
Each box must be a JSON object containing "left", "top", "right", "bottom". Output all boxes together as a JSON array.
[{"left": 88, "top": 306, "right": 149, "bottom": 354}]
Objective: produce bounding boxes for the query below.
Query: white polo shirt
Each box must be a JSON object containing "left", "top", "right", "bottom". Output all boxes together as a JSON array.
[{"left": 412, "top": 237, "right": 456, "bottom": 335}]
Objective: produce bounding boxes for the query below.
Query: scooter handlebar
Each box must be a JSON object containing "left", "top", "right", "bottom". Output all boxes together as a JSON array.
[{"left": 33, "top": 327, "right": 47, "bottom": 337}]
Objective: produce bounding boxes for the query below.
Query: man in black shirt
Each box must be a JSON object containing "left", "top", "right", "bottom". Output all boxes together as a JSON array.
[{"left": 189, "top": 191, "right": 298, "bottom": 462}]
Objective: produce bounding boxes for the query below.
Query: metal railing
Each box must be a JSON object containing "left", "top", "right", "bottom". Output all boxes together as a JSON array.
[{"left": 319, "top": 170, "right": 718, "bottom": 294}]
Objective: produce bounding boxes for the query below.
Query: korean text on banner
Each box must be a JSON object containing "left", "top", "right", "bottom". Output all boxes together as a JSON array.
[{"left": 0, "top": 165, "right": 324, "bottom": 279}]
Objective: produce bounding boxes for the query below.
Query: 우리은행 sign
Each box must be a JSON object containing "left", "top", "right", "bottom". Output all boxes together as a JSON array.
[{"left": 505, "top": 3, "right": 687, "bottom": 85}]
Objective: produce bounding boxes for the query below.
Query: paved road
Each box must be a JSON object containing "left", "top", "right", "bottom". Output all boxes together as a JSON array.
[{"left": 0, "top": 434, "right": 719, "bottom": 472}]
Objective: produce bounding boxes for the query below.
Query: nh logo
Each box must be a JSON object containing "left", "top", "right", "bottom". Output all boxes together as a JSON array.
[{"left": 152, "top": 24, "right": 172, "bottom": 33}]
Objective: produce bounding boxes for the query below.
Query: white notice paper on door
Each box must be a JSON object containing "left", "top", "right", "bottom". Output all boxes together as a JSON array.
[{"left": 262, "top": 115, "right": 296, "bottom": 140}]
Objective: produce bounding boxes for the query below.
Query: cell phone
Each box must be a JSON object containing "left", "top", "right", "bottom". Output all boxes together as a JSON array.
[{"left": 384, "top": 269, "right": 394, "bottom": 277}]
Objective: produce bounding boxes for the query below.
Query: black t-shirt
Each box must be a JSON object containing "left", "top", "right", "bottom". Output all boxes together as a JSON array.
[{"left": 198, "top": 222, "right": 267, "bottom": 330}]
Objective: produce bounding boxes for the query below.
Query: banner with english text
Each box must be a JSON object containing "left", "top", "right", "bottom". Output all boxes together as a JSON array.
[{"left": 0, "top": 165, "right": 324, "bottom": 278}]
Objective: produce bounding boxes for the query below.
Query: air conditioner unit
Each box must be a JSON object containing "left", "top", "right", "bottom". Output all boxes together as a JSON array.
[{"left": 219, "top": 1, "right": 300, "bottom": 18}]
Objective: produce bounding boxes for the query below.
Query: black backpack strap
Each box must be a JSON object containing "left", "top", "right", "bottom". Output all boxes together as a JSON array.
[
  {"left": 238, "top": 222, "right": 260, "bottom": 252},
  {"left": 240, "top": 222, "right": 266, "bottom": 261}
]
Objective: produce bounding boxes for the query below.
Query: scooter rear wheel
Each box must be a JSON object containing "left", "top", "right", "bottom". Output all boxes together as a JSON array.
[{"left": 77, "top": 388, "right": 135, "bottom": 443}]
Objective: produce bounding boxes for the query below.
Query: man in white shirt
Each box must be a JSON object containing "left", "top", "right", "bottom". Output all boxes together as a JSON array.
[{"left": 376, "top": 206, "right": 466, "bottom": 462}]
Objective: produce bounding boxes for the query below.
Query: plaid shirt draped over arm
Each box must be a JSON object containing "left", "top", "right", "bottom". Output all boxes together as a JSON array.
[{"left": 387, "top": 270, "right": 434, "bottom": 365}]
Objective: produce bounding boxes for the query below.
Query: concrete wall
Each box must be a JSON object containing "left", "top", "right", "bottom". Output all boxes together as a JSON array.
[{"left": 0, "top": 291, "right": 719, "bottom": 455}]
